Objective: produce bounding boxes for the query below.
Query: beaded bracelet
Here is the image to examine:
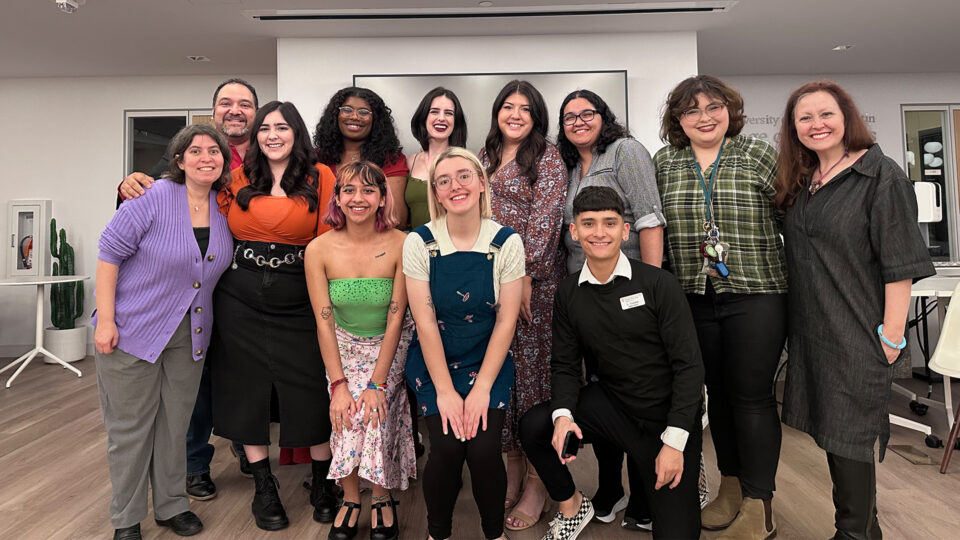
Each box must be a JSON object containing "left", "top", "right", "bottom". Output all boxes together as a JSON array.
[
  {"left": 366, "top": 381, "right": 387, "bottom": 391},
  {"left": 330, "top": 377, "right": 348, "bottom": 391},
  {"left": 877, "top": 324, "right": 907, "bottom": 350}
]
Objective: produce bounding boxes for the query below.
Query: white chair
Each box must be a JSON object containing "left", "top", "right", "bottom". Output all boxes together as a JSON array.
[{"left": 928, "top": 280, "right": 960, "bottom": 473}]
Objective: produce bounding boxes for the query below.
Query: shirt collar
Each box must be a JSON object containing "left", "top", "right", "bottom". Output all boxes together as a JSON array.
[{"left": 578, "top": 251, "right": 632, "bottom": 286}]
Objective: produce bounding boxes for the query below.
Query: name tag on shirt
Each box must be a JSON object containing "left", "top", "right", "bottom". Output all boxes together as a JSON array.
[{"left": 620, "top": 292, "right": 645, "bottom": 310}]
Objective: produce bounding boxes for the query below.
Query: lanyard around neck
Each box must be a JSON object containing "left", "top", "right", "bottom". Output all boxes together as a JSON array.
[{"left": 690, "top": 137, "right": 726, "bottom": 223}]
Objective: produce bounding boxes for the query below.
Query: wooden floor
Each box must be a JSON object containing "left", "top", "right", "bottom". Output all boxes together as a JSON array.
[{"left": 1, "top": 356, "right": 959, "bottom": 539}]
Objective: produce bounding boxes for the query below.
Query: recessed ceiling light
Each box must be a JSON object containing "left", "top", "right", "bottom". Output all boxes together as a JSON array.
[
  {"left": 832, "top": 45, "right": 853, "bottom": 51},
  {"left": 187, "top": 55, "right": 211, "bottom": 62},
  {"left": 478, "top": 1, "right": 494, "bottom": 6}
]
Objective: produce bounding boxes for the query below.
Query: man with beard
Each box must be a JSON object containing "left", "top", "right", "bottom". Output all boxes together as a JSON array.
[
  {"left": 118, "top": 78, "right": 257, "bottom": 202},
  {"left": 117, "top": 79, "right": 258, "bottom": 502}
]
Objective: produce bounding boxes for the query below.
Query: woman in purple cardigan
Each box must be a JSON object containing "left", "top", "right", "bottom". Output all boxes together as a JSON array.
[{"left": 93, "top": 124, "right": 233, "bottom": 540}]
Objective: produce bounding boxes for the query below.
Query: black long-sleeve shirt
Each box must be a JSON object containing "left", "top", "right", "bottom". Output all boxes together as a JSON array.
[{"left": 551, "top": 258, "right": 704, "bottom": 433}]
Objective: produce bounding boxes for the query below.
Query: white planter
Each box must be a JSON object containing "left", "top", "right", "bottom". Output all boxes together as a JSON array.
[{"left": 42, "top": 326, "right": 88, "bottom": 363}]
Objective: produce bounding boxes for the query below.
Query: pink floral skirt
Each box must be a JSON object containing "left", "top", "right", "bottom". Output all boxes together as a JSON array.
[{"left": 326, "top": 321, "right": 417, "bottom": 490}]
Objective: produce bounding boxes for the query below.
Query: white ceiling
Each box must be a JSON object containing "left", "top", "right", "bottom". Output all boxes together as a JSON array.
[{"left": 3, "top": 0, "right": 959, "bottom": 79}]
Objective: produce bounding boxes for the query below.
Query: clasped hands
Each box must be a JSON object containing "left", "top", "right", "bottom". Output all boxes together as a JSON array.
[
  {"left": 329, "top": 384, "right": 387, "bottom": 434},
  {"left": 436, "top": 388, "right": 491, "bottom": 442}
]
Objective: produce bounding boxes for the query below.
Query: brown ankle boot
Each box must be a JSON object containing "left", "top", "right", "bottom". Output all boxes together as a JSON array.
[
  {"left": 701, "top": 475, "right": 742, "bottom": 530},
  {"left": 718, "top": 497, "right": 776, "bottom": 540}
]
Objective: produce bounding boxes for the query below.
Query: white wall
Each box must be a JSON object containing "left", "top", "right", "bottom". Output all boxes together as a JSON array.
[
  {"left": 722, "top": 73, "right": 960, "bottom": 168},
  {"left": 0, "top": 74, "right": 276, "bottom": 356},
  {"left": 277, "top": 33, "right": 699, "bottom": 154}
]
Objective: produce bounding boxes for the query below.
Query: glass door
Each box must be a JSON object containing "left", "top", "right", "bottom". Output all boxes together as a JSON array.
[{"left": 903, "top": 107, "right": 957, "bottom": 262}]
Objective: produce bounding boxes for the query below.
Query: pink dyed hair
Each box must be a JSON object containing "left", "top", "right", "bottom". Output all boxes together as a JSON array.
[{"left": 323, "top": 161, "right": 397, "bottom": 232}]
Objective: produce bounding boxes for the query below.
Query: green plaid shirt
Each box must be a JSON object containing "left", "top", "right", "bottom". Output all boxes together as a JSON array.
[{"left": 654, "top": 135, "right": 787, "bottom": 295}]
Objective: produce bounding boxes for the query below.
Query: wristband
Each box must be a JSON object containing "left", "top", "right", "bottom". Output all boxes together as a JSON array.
[
  {"left": 877, "top": 324, "right": 906, "bottom": 350},
  {"left": 330, "top": 377, "right": 348, "bottom": 391},
  {"left": 366, "top": 381, "right": 387, "bottom": 391}
]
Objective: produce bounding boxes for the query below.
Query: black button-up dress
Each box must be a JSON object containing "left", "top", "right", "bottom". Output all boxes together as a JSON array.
[{"left": 782, "top": 144, "right": 935, "bottom": 463}]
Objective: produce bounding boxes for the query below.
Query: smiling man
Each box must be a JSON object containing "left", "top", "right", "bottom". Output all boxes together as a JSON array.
[
  {"left": 519, "top": 186, "right": 705, "bottom": 540},
  {"left": 118, "top": 78, "right": 258, "bottom": 201}
]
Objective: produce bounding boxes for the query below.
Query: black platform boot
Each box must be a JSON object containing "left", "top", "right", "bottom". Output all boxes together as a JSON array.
[
  {"left": 250, "top": 458, "right": 289, "bottom": 531},
  {"left": 311, "top": 458, "right": 339, "bottom": 523}
]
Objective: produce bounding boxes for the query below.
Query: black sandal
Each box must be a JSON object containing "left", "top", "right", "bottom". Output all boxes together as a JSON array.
[
  {"left": 328, "top": 501, "right": 361, "bottom": 540},
  {"left": 370, "top": 494, "right": 400, "bottom": 540}
]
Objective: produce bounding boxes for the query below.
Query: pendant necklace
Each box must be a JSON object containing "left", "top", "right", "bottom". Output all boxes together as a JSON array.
[{"left": 809, "top": 148, "right": 849, "bottom": 195}]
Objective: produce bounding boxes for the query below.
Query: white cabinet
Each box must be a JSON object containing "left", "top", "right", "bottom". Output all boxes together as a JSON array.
[{"left": 7, "top": 199, "right": 52, "bottom": 277}]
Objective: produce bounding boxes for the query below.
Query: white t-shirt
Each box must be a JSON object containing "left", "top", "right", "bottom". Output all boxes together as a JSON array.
[{"left": 403, "top": 216, "right": 525, "bottom": 300}]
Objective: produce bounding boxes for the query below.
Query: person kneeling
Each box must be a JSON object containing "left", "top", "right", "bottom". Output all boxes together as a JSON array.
[{"left": 519, "top": 186, "right": 705, "bottom": 540}]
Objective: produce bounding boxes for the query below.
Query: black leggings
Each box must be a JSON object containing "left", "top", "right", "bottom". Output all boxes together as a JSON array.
[
  {"left": 423, "top": 410, "right": 506, "bottom": 540},
  {"left": 686, "top": 286, "right": 786, "bottom": 500}
]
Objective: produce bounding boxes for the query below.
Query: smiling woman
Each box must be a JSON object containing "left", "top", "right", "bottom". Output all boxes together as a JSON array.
[
  {"left": 314, "top": 87, "right": 410, "bottom": 228},
  {"left": 207, "top": 100, "right": 342, "bottom": 531},
  {"left": 654, "top": 75, "right": 787, "bottom": 539},
  {"left": 477, "top": 80, "right": 568, "bottom": 531}
]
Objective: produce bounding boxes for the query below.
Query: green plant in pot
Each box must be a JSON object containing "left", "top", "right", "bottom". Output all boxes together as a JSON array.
[{"left": 44, "top": 218, "right": 87, "bottom": 362}]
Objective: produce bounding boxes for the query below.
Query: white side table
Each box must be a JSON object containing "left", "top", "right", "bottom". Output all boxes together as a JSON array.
[{"left": 0, "top": 275, "right": 89, "bottom": 388}]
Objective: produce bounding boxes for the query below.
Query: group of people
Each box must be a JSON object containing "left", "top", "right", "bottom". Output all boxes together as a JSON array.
[{"left": 93, "top": 73, "right": 933, "bottom": 540}]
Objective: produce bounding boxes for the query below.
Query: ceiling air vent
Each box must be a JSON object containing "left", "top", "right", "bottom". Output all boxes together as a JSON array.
[{"left": 245, "top": 1, "right": 737, "bottom": 22}]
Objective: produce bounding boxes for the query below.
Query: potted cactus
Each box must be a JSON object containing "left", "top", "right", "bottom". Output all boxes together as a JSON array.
[{"left": 43, "top": 218, "right": 87, "bottom": 363}]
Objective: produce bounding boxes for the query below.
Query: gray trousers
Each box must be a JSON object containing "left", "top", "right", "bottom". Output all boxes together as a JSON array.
[{"left": 96, "top": 316, "right": 203, "bottom": 528}]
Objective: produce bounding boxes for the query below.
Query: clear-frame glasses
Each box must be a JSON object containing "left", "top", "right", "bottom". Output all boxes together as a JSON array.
[
  {"left": 339, "top": 105, "right": 372, "bottom": 118},
  {"left": 680, "top": 102, "right": 726, "bottom": 122},
  {"left": 433, "top": 171, "right": 477, "bottom": 192}
]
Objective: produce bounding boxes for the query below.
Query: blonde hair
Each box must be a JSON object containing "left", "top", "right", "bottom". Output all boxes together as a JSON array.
[{"left": 426, "top": 146, "right": 493, "bottom": 222}]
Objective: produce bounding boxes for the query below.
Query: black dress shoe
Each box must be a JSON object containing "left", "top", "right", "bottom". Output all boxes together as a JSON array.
[
  {"left": 155, "top": 511, "right": 203, "bottom": 536},
  {"left": 370, "top": 494, "right": 400, "bottom": 540},
  {"left": 328, "top": 501, "right": 361, "bottom": 540},
  {"left": 113, "top": 523, "right": 142, "bottom": 540},
  {"left": 186, "top": 473, "right": 217, "bottom": 501}
]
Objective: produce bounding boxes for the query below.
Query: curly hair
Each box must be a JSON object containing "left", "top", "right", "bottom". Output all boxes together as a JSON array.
[
  {"left": 556, "top": 89, "right": 630, "bottom": 170},
  {"left": 313, "top": 87, "right": 403, "bottom": 167},
  {"left": 482, "top": 80, "right": 549, "bottom": 183},
  {"left": 411, "top": 87, "right": 468, "bottom": 150},
  {"left": 164, "top": 124, "right": 232, "bottom": 192},
  {"left": 659, "top": 75, "right": 745, "bottom": 149},
  {"left": 774, "top": 80, "right": 874, "bottom": 210},
  {"left": 324, "top": 161, "right": 397, "bottom": 233},
  {"left": 236, "top": 101, "right": 320, "bottom": 212}
]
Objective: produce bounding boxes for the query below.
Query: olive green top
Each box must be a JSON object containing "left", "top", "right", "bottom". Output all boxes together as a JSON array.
[{"left": 405, "top": 175, "right": 431, "bottom": 230}]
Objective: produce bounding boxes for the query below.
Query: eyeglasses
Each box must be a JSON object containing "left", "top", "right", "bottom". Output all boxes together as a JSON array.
[
  {"left": 680, "top": 102, "right": 726, "bottom": 122},
  {"left": 562, "top": 109, "right": 598, "bottom": 126},
  {"left": 433, "top": 171, "right": 476, "bottom": 192},
  {"left": 339, "top": 106, "right": 372, "bottom": 118}
]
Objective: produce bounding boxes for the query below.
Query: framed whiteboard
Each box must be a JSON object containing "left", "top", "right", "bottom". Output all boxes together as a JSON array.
[{"left": 354, "top": 70, "right": 628, "bottom": 155}]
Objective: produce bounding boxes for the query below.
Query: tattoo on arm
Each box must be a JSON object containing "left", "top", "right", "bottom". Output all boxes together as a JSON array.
[
  {"left": 389, "top": 301, "right": 400, "bottom": 314},
  {"left": 426, "top": 296, "right": 435, "bottom": 312},
  {"left": 320, "top": 306, "right": 333, "bottom": 320},
  {"left": 375, "top": 252, "right": 386, "bottom": 258}
]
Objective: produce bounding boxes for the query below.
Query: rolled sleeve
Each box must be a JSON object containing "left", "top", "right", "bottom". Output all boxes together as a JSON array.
[{"left": 616, "top": 139, "right": 666, "bottom": 230}]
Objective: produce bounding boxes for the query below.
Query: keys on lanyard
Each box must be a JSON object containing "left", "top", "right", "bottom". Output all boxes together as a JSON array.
[{"left": 699, "top": 222, "right": 730, "bottom": 278}]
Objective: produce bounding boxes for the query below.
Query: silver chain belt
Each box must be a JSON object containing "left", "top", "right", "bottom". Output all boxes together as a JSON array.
[{"left": 231, "top": 243, "right": 305, "bottom": 269}]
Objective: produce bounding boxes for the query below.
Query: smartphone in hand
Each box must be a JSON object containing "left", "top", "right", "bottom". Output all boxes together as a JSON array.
[{"left": 562, "top": 430, "right": 580, "bottom": 459}]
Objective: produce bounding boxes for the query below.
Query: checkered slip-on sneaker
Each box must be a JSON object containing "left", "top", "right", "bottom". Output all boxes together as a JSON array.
[{"left": 541, "top": 493, "right": 594, "bottom": 540}]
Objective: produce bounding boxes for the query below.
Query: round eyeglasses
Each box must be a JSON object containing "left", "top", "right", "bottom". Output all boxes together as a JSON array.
[
  {"left": 562, "top": 109, "right": 598, "bottom": 126},
  {"left": 433, "top": 171, "right": 477, "bottom": 192}
]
